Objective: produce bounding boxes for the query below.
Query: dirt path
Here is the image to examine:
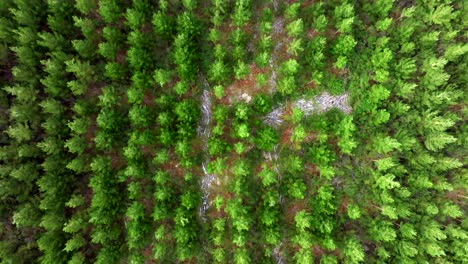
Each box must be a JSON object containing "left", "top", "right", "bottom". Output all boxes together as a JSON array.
[
  {"left": 197, "top": 75, "right": 214, "bottom": 221},
  {"left": 268, "top": 17, "right": 284, "bottom": 94},
  {"left": 270, "top": 2, "right": 286, "bottom": 262},
  {"left": 263, "top": 145, "right": 285, "bottom": 264}
]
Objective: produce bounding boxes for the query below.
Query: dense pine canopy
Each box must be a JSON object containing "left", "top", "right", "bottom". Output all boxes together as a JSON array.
[{"left": 0, "top": 0, "right": 466, "bottom": 263}]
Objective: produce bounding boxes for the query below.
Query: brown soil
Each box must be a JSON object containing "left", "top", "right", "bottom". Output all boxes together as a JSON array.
[
  {"left": 0, "top": 62, "right": 13, "bottom": 83},
  {"left": 141, "top": 196, "right": 154, "bottom": 215},
  {"left": 279, "top": 126, "right": 294, "bottom": 145},
  {"left": 312, "top": 245, "right": 326, "bottom": 258},
  {"left": 327, "top": 137, "right": 339, "bottom": 150},
  {"left": 190, "top": 137, "right": 205, "bottom": 156},
  {"left": 446, "top": 189, "right": 466, "bottom": 204},
  {"left": 82, "top": 179, "right": 94, "bottom": 205},
  {"left": 324, "top": 27, "right": 340, "bottom": 40},
  {"left": 337, "top": 196, "right": 350, "bottom": 214},
  {"left": 88, "top": 0, "right": 101, "bottom": 22},
  {"left": 302, "top": 0, "right": 317, "bottom": 7},
  {"left": 282, "top": 101, "right": 298, "bottom": 117},
  {"left": 141, "top": 22, "right": 152, "bottom": 34},
  {"left": 254, "top": 164, "right": 264, "bottom": 175},
  {"left": 285, "top": 199, "right": 308, "bottom": 223},
  {"left": 279, "top": 38, "right": 296, "bottom": 61},
  {"left": 366, "top": 203, "right": 382, "bottom": 218},
  {"left": 84, "top": 114, "right": 97, "bottom": 143},
  {"left": 305, "top": 162, "right": 318, "bottom": 176},
  {"left": 162, "top": 158, "right": 186, "bottom": 180},
  {"left": 448, "top": 103, "right": 464, "bottom": 112},
  {"left": 208, "top": 206, "right": 227, "bottom": 220},
  {"left": 242, "top": 22, "right": 257, "bottom": 36},
  {"left": 116, "top": 17, "right": 127, "bottom": 29},
  {"left": 140, "top": 145, "right": 155, "bottom": 156},
  {"left": 329, "top": 63, "right": 349, "bottom": 76},
  {"left": 109, "top": 150, "right": 125, "bottom": 169},
  {"left": 304, "top": 131, "right": 317, "bottom": 142},
  {"left": 224, "top": 64, "right": 270, "bottom": 105},
  {"left": 86, "top": 83, "right": 103, "bottom": 98},
  {"left": 215, "top": 23, "right": 232, "bottom": 44},
  {"left": 307, "top": 28, "right": 320, "bottom": 39},
  {"left": 304, "top": 79, "right": 318, "bottom": 90},
  {"left": 119, "top": 92, "right": 129, "bottom": 106},
  {"left": 142, "top": 91, "right": 154, "bottom": 106},
  {"left": 143, "top": 244, "right": 156, "bottom": 263},
  {"left": 116, "top": 49, "right": 126, "bottom": 64}
]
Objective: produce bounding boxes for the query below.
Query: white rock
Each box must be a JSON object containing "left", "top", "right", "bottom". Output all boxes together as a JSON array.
[{"left": 264, "top": 92, "right": 352, "bottom": 126}]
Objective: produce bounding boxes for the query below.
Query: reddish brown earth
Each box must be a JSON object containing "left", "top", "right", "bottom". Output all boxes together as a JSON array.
[
  {"left": 116, "top": 49, "right": 126, "bottom": 64},
  {"left": 280, "top": 126, "right": 294, "bottom": 145},
  {"left": 286, "top": 199, "right": 308, "bottom": 223},
  {"left": 84, "top": 114, "right": 97, "bottom": 144},
  {"left": 224, "top": 64, "right": 270, "bottom": 105}
]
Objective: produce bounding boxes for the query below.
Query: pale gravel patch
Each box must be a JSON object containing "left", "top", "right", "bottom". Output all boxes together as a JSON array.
[
  {"left": 241, "top": 92, "right": 252, "bottom": 103},
  {"left": 273, "top": 0, "right": 279, "bottom": 12},
  {"left": 272, "top": 17, "right": 284, "bottom": 35},
  {"left": 269, "top": 17, "right": 284, "bottom": 94},
  {"left": 262, "top": 144, "right": 282, "bottom": 183},
  {"left": 272, "top": 241, "right": 285, "bottom": 264},
  {"left": 263, "top": 106, "right": 284, "bottom": 127},
  {"left": 315, "top": 91, "right": 352, "bottom": 114},
  {"left": 198, "top": 75, "right": 214, "bottom": 221},
  {"left": 264, "top": 92, "right": 352, "bottom": 127},
  {"left": 265, "top": 14, "right": 286, "bottom": 262}
]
